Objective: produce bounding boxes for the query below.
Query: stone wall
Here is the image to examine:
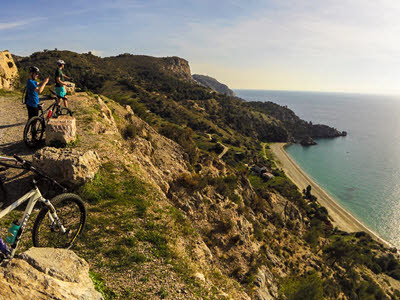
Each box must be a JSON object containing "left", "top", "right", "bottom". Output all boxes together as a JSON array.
[{"left": 0, "top": 50, "right": 19, "bottom": 90}]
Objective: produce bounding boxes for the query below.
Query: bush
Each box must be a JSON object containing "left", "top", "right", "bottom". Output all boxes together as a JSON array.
[
  {"left": 123, "top": 124, "right": 137, "bottom": 139},
  {"left": 280, "top": 271, "right": 323, "bottom": 300}
]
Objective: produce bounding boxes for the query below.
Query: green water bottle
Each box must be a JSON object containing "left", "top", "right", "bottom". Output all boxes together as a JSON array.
[{"left": 6, "top": 220, "right": 20, "bottom": 244}]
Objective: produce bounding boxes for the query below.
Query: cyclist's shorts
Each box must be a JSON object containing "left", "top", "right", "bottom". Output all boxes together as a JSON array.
[{"left": 55, "top": 86, "right": 66, "bottom": 98}]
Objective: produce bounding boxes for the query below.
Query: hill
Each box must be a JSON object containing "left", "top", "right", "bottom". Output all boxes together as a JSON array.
[
  {"left": 2, "top": 50, "right": 396, "bottom": 299},
  {"left": 192, "top": 74, "right": 235, "bottom": 96},
  {"left": 16, "top": 50, "right": 345, "bottom": 146}
]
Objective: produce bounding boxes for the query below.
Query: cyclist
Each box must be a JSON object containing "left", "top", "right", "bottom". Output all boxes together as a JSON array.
[
  {"left": 26, "top": 66, "right": 49, "bottom": 120},
  {"left": 55, "top": 60, "right": 72, "bottom": 108}
]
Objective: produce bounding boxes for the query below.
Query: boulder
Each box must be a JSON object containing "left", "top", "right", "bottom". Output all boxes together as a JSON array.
[
  {"left": 0, "top": 51, "right": 18, "bottom": 90},
  {"left": 0, "top": 248, "right": 103, "bottom": 300},
  {"left": 32, "top": 147, "right": 100, "bottom": 186},
  {"left": 300, "top": 136, "right": 317, "bottom": 146},
  {"left": 46, "top": 116, "right": 77, "bottom": 146}
]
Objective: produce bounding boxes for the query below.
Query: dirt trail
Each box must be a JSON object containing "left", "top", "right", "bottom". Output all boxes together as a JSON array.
[{"left": 0, "top": 95, "right": 56, "bottom": 206}]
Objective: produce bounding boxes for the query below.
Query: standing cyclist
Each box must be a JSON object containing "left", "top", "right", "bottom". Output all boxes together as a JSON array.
[
  {"left": 55, "top": 60, "right": 72, "bottom": 108},
  {"left": 26, "top": 66, "right": 49, "bottom": 120}
]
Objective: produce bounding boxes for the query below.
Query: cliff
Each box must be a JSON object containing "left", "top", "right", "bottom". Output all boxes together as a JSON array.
[
  {"left": 192, "top": 74, "right": 235, "bottom": 96},
  {"left": 0, "top": 50, "right": 18, "bottom": 90}
]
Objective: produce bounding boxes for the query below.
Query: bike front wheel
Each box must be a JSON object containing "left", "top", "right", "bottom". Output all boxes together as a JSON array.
[
  {"left": 23, "top": 116, "right": 45, "bottom": 148},
  {"left": 32, "top": 193, "right": 86, "bottom": 249}
]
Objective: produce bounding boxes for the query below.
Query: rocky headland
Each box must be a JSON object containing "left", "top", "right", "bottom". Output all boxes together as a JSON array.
[{"left": 192, "top": 74, "right": 235, "bottom": 96}]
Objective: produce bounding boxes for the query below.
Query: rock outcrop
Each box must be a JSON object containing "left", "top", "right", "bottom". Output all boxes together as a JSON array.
[
  {"left": 65, "top": 81, "right": 76, "bottom": 94},
  {"left": 161, "top": 56, "right": 193, "bottom": 81},
  {"left": 192, "top": 74, "right": 235, "bottom": 96},
  {"left": 0, "top": 50, "right": 18, "bottom": 90},
  {"left": 32, "top": 147, "right": 100, "bottom": 186},
  {"left": 46, "top": 116, "right": 77, "bottom": 146},
  {"left": 0, "top": 248, "right": 103, "bottom": 300},
  {"left": 300, "top": 136, "right": 317, "bottom": 146},
  {"left": 123, "top": 105, "right": 190, "bottom": 192}
]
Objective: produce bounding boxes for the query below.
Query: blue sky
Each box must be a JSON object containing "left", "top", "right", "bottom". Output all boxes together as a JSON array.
[{"left": 2, "top": 0, "right": 400, "bottom": 93}]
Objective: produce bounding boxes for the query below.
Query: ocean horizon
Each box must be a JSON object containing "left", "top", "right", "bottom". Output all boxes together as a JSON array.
[{"left": 235, "top": 89, "right": 400, "bottom": 248}]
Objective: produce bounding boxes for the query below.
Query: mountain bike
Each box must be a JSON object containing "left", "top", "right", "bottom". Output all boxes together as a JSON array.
[
  {"left": 0, "top": 155, "right": 86, "bottom": 261},
  {"left": 23, "top": 90, "right": 73, "bottom": 148}
]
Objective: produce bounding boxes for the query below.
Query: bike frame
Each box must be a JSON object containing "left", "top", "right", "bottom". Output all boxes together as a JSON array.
[{"left": 0, "top": 184, "right": 65, "bottom": 258}]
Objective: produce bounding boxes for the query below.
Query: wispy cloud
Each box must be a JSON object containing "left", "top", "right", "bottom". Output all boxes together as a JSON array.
[{"left": 0, "top": 17, "right": 46, "bottom": 30}]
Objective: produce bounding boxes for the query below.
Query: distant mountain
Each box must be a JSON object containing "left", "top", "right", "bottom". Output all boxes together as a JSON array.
[{"left": 192, "top": 74, "right": 235, "bottom": 96}]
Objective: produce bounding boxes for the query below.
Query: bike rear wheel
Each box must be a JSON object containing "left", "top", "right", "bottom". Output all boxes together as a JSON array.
[
  {"left": 32, "top": 193, "right": 86, "bottom": 249},
  {"left": 23, "top": 116, "right": 45, "bottom": 148},
  {"left": 54, "top": 107, "right": 73, "bottom": 118}
]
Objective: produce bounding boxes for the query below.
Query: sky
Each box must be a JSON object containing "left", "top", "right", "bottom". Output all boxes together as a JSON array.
[{"left": 2, "top": 0, "right": 400, "bottom": 94}]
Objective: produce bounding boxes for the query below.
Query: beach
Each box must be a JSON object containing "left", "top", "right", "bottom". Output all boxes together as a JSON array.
[{"left": 270, "top": 143, "right": 393, "bottom": 248}]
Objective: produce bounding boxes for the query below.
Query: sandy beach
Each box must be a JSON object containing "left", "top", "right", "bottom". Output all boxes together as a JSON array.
[{"left": 270, "top": 143, "right": 393, "bottom": 248}]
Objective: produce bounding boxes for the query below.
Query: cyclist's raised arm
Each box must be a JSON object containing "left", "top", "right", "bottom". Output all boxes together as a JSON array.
[{"left": 35, "top": 77, "right": 49, "bottom": 94}]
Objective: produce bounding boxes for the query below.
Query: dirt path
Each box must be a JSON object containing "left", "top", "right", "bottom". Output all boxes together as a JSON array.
[
  {"left": 0, "top": 95, "right": 56, "bottom": 206},
  {"left": 270, "top": 143, "right": 392, "bottom": 247}
]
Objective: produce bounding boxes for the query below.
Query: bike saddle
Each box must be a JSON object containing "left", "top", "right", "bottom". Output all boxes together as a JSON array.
[{"left": 38, "top": 103, "right": 44, "bottom": 108}]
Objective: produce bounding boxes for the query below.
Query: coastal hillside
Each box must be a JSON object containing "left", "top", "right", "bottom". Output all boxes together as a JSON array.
[
  {"left": 16, "top": 50, "right": 344, "bottom": 144},
  {"left": 1, "top": 50, "right": 400, "bottom": 299},
  {"left": 192, "top": 74, "right": 235, "bottom": 97}
]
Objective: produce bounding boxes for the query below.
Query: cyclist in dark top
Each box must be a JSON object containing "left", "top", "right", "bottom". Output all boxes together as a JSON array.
[
  {"left": 26, "top": 66, "right": 49, "bottom": 120},
  {"left": 55, "top": 60, "right": 72, "bottom": 108}
]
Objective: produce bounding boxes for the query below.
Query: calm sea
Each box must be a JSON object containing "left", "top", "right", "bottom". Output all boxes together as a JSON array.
[{"left": 235, "top": 89, "right": 400, "bottom": 248}]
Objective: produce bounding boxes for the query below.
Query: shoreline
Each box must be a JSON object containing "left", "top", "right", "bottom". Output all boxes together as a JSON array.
[{"left": 270, "top": 143, "right": 393, "bottom": 248}]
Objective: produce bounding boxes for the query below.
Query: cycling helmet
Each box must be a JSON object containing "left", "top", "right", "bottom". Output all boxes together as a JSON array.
[
  {"left": 29, "top": 66, "right": 39, "bottom": 74},
  {"left": 57, "top": 59, "right": 65, "bottom": 66}
]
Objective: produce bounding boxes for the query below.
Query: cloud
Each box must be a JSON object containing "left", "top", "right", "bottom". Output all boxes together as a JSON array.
[
  {"left": 0, "top": 18, "right": 46, "bottom": 30},
  {"left": 171, "top": 0, "right": 400, "bottom": 92}
]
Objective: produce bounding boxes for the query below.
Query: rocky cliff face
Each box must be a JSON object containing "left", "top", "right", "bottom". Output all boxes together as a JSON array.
[
  {"left": 161, "top": 56, "right": 193, "bottom": 81},
  {"left": 0, "top": 50, "right": 18, "bottom": 90},
  {"left": 0, "top": 248, "right": 102, "bottom": 300},
  {"left": 193, "top": 74, "right": 235, "bottom": 96}
]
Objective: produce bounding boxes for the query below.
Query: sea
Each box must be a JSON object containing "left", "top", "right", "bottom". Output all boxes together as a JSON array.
[{"left": 235, "top": 89, "right": 400, "bottom": 248}]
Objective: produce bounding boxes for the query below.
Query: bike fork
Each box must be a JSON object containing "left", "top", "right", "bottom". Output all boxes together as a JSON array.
[{"left": 43, "top": 199, "right": 67, "bottom": 233}]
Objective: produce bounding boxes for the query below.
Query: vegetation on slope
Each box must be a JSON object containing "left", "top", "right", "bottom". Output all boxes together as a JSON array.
[{"left": 5, "top": 50, "right": 399, "bottom": 299}]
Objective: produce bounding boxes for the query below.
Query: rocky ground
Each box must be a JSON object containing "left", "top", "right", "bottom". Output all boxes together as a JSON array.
[{"left": 0, "top": 247, "right": 102, "bottom": 299}]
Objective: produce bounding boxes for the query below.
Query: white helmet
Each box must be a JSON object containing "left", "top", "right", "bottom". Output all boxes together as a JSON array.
[{"left": 57, "top": 60, "right": 65, "bottom": 66}]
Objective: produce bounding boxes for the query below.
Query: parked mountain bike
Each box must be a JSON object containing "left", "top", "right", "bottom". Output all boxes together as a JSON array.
[
  {"left": 23, "top": 90, "right": 73, "bottom": 148},
  {"left": 0, "top": 155, "right": 86, "bottom": 261}
]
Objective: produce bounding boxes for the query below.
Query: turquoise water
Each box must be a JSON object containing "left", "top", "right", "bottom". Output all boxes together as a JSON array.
[{"left": 235, "top": 89, "right": 400, "bottom": 247}]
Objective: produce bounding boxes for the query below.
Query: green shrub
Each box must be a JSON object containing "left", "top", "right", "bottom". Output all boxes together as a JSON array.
[
  {"left": 123, "top": 124, "right": 137, "bottom": 139},
  {"left": 280, "top": 271, "right": 323, "bottom": 300}
]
